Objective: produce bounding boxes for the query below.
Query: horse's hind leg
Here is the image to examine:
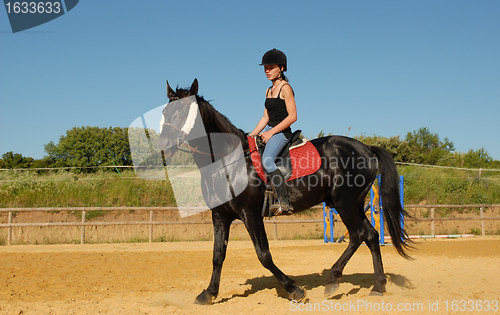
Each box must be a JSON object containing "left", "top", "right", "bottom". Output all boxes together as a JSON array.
[
  {"left": 244, "top": 215, "right": 306, "bottom": 302},
  {"left": 195, "top": 211, "right": 232, "bottom": 305},
  {"left": 324, "top": 204, "right": 366, "bottom": 298},
  {"left": 362, "top": 216, "right": 387, "bottom": 295}
]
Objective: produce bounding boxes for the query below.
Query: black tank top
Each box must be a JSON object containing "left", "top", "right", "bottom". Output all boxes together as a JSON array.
[{"left": 265, "top": 84, "right": 293, "bottom": 139}]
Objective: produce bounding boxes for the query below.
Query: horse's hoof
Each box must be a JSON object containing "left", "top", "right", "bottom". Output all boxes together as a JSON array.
[
  {"left": 289, "top": 286, "right": 306, "bottom": 302},
  {"left": 194, "top": 290, "right": 215, "bottom": 305},
  {"left": 368, "top": 290, "right": 383, "bottom": 296},
  {"left": 324, "top": 283, "right": 340, "bottom": 298}
]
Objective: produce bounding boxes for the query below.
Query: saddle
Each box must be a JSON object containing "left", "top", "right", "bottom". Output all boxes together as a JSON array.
[
  {"left": 247, "top": 130, "right": 321, "bottom": 184},
  {"left": 255, "top": 130, "right": 304, "bottom": 180}
]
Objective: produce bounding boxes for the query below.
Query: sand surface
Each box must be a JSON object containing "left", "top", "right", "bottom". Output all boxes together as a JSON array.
[{"left": 1, "top": 237, "right": 499, "bottom": 314}]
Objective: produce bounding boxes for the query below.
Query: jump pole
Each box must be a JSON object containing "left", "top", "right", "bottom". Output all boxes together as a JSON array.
[
  {"left": 323, "top": 202, "right": 335, "bottom": 243},
  {"left": 323, "top": 175, "right": 405, "bottom": 244},
  {"left": 385, "top": 234, "right": 474, "bottom": 240}
]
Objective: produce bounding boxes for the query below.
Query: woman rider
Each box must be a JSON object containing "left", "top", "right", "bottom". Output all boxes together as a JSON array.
[{"left": 249, "top": 49, "right": 297, "bottom": 215}]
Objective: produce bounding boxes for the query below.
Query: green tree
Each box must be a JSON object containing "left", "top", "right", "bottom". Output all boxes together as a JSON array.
[
  {"left": 44, "top": 126, "right": 132, "bottom": 169},
  {"left": 127, "top": 126, "right": 165, "bottom": 169},
  {"left": 405, "top": 127, "right": 455, "bottom": 164},
  {"left": 356, "top": 135, "right": 410, "bottom": 162},
  {"left": 463, "top": 148, "right": 493, "bottom": 168},
  {"left": 29, "top": 157, "right": 52, "bottom": 169},
  {"left": 1, "top": 151, "right": 35, "bottom": 169}
]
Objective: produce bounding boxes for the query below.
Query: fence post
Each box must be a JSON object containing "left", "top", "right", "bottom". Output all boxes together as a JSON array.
[
  {"left": 7, "top": 211, "right": 12, "bottom": 246},
  {"left": 149, "top": 210, "right": 154, "bottom": 243},
  {"left": 430, "top": 208, "right": 435, "bottom": 236},
  {"left": 273, "top": 216, "right": 278, "bottom": 240},
  {"left": 81, "top": 210, "right": 86, "bottom": 244},
  {"left": 480, "top": 207, "right": 485, "bottom": 236}
]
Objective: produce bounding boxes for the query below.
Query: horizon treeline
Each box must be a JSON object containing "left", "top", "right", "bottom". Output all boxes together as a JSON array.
[{"left": 1, "top": 126, "right": 499, "bottom": 170}]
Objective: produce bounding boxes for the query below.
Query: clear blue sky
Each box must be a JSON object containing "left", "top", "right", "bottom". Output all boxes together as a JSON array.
[{"left": 1, "top": 1, "right": 499, "bottom": 161}]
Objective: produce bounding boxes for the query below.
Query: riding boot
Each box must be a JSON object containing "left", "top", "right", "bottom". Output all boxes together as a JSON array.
[{"left": 267, "top": 169, "right": 294, "bottom": 216}]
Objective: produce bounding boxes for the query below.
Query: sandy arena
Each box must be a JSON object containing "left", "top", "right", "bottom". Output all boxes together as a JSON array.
[{"left": 0, "top": 237, "right": 499, "bottom": 314}]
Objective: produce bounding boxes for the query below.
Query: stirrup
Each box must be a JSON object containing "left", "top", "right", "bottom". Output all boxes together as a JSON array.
[
  {"left": 270, "top": 203, "right": 283, "bottom": 216},
  {"left": 270, "top": 201, "right": 293, "bottom": 216}
]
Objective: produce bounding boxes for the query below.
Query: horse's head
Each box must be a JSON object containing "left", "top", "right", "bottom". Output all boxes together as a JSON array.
[{"left": 157, "top": 79, "right": 203, "bottom": 156}]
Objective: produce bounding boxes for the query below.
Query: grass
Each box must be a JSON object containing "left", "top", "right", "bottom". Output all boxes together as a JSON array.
[
  {"left": 1, "top": 166, "right": 499, "bottom": 209},
  {"left": 0, "top": 169, "right": 176, "bottom": 209},
  {"left": 470, "top": 227, "right": 482, "bottom": 235},
  {"left": 1, "top": 166, "right": 499, "bottom": 244},
  {"left": 398, "top": 166, "right": 500, "bottom": 213}
]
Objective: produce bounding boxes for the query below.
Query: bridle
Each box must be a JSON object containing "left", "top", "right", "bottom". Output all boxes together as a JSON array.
[
  {"left": 160, "top": 121, "right": 259, "bottom": 158},
  {"left": 160, "top": 121, "right": 204, "bottom": 155}
]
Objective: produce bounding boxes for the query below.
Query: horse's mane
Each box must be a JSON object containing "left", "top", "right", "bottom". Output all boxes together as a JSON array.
[{"left": 195, "top": 95, "right": 247, "bottom": 144}]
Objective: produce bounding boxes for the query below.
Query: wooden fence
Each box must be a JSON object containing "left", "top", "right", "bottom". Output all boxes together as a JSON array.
[
  {"left": 1, "top": 204, "right": 499, "bottom": 245},
  {"left": 0, "top": 206, "right": 328, "bottom": 245},
  {"left": 403, "top": 204, "right": 500, "bottom": 237}
]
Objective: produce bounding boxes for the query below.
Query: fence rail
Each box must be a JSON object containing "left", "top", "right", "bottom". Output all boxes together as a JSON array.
[
  {"left": 403, "top": 204, "right": 500, "bottom": 237},
  {"left": 1, "top": 204, "right": 499, "bottom": 245}
]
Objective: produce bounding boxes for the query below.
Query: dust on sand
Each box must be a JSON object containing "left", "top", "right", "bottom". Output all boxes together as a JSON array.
[{"left": 1, "top": 237, "right": 499, "bottom": 314}]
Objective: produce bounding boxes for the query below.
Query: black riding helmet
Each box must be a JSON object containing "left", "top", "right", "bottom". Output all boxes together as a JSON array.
[{"left": 260, "top": 48, "right": 287, "bottom": 72}]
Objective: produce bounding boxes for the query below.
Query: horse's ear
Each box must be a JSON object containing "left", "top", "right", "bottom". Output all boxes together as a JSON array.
[
  {"left": 166, "top": 80, "right": 176, "bottom": 100},
  {"left": 190, "top": 78, "right": 198, "bottom": 96}
]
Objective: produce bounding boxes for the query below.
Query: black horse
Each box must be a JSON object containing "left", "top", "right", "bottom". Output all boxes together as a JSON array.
[{"left": 157, "top": 79, "right": 412, "bottom": 305}]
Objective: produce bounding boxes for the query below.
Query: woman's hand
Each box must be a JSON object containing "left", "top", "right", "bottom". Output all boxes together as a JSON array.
[{"left": 259, "top": 130, "right": 274, "bottom": 143}]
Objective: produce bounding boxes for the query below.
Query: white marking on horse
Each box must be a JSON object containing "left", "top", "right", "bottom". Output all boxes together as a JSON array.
[
  {"left": 159, "top": 102, "right": 168, "bottom": 134},
  {"left": 181, "top": 101, "right": 198, "bottom": 134}
]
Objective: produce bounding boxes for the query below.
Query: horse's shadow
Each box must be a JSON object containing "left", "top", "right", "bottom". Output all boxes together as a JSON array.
[{"left": 216, "top": 270, "right": 413, "bottom": 304}]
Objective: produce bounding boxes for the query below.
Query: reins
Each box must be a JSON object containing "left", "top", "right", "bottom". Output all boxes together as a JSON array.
[{"left": 161, "top": 122, "right": 259, "bottom": 158}]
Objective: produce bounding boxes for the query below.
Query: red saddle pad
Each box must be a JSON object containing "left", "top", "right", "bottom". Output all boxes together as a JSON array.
[{"left": 248, "top": 136, "right": 322, "bottom": 183}]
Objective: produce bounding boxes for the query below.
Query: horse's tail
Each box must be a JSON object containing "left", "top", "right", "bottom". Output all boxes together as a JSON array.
[{"left": 370, "top": 146, "right": 413, "bottom": 259}]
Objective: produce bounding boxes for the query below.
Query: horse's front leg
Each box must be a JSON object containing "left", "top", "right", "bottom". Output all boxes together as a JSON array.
[
  {"left": 244, "top": 214, "right": 306, "bottom": 302},
  {"left": 195, "top": 211, "right": 232, "bottom": 305}
]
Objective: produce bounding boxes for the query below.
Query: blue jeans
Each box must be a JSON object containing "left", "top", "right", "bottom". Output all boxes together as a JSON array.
[{"left": 261, "top": 125, "right": 289, "bottom": 173}]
